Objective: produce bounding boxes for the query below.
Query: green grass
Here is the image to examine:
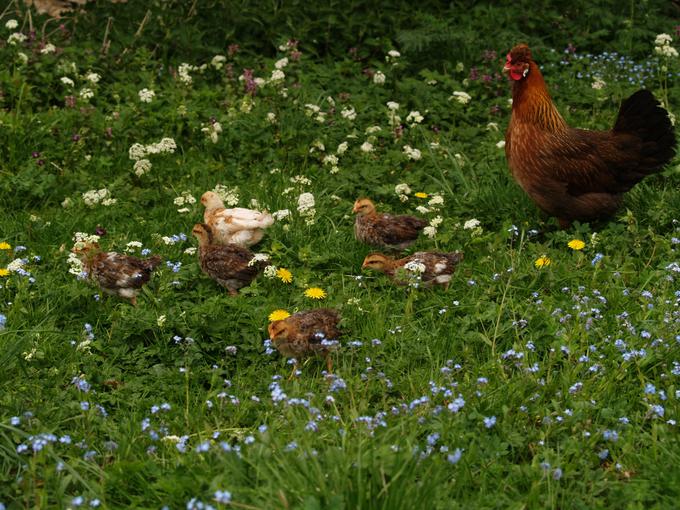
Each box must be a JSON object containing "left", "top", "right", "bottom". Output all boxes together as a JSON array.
[{"left": 1, "top": 2, "right": 680, "bottom": 509}]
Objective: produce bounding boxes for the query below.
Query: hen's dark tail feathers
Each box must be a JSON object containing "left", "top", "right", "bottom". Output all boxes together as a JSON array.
[{"left": 613, "top": 89, "right": 676, "bottom": 175}]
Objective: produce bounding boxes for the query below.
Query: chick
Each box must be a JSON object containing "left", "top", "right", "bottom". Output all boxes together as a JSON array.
[
  {"left": 352, "top": 198, "right": 427, "bottom": 250},
  {"left": 192, "top": 223, "right": 265, "bottom": 295},
  {"left": 73, "top": 243, "right": 161, "bottom": 305},
  {"left": 201, "top": 191, "right": 274, "bottom": 247},
  {"left": 362, "top": 251, "right": 463, "bottom": 289},
  {"left": 268, "top": 308, "right": 342, "bottom": 374}
]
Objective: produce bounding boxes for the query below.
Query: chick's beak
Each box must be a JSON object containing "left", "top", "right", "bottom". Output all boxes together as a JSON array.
[
  {"left": 503, "top": 62, "right": 512, "bottom": 72},
  {"left": 351, "top": 204, "right": 360, "bottom": 213}
]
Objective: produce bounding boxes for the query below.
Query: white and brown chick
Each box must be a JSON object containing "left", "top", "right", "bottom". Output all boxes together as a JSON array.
[
  {"left": 73, "top": 243, "right": 161, "bottom": 305},
  {"left": 201, "top": 191, "right": 274, "bottom": 247},
  {"left": 192, "top": 223, "right": 265, "bottom": 295},
  {"left": 362, "top": 251, "right": 464, "bottom": 289},
  {"left": 352, "top": 198, "right": 427, "bottom": 250},
  {"left": 268, "top": 308, "right": 342, "bottom": 374}
]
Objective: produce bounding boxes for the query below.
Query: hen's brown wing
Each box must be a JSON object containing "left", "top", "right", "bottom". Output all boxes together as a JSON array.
[
  {"left": 201, "top": 245, "right": 261, "bottom": 283},
  {"left": 291, "top": 309, "right": 342, "bottom": 343},
  {"left": 92, "top": 253, "right": 159, "bottom": 290},
  {"left": 372, "top": 213, "right": 426, "bottom": 246}
]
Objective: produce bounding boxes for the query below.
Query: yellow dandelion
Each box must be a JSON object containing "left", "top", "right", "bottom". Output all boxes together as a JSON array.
[
  {"left": 304, "top": 287, "right": 327, "bottom": 300},
  {"left": 568, "top": 239, "right": 586, "bottom": 251},
  {"left": 268, "top": 309, "right": 291, "bottom": 322},
  {"left": 414, "top": 192, "right": 428, "bottom": 198},
  {"left": 534, "top": 256, "right": 552, "bottom": 269},
  {"left": 276, "top": 268, "right": 293, "bottom": 283},
  {"left": 0, "top": 268, "right": 9, "bottom": 277},
  {"left": 0, "top": 242, "right": 10, "bottom": 250}
]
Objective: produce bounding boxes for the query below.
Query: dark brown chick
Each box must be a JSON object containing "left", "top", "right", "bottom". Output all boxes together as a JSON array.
[
  {"left": 352, "top": 198, "right": 427, "bottom": 250},
  {"left": 362, "top": 251, "right": 463, "bottom": 289},
  {"left": 192, "top": 223, "right": 265, "bottom": 295},
  {"left": 74, "top": 243, "right": 161, "bottom": 305},
  {"left": 268, "top": 308, "right": 342, "bottom": 373}
]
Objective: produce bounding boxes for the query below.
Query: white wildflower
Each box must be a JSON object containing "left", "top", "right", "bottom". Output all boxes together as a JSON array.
[
  {"left": 248, "top": 253, "right": 270, "bottom": 266},
  {"left": 451, "top": 91, "right": 471, "bottom": 104},
  {"left": 304, "top": 104, "right": 321, "bottom": 115},
  {"left": 655, "top": 33, "right": 673, "bottom": 47},
  {"left": 157, "top": 315, "right": 167, "bottom": 327},
  {"left": 79, "top": 88, "right": 94, "bottom": 100},
  {"left": 486, "top": 122, "right": 499, "bottom": 131},
  {"left": 183, "top": 247, "right": 197, "bottom": 255},
  {"left": 416, "top": 206, "right": 430, "bottom": 214},
  {"left": 41, "top": 43, "right": 56, "bottom": 54},
  {"left": 178, "top": 63, "right": 193, "bottom": 85},
  {"left": 310, "top": 140, "right": 325, "bottom": 153},
  {"left": 386, "top": 101, "right": 400, "bottom": 111},
  {"left": 60, "top": 76, "right": 75, "bottom": 87},
  {"left": 270, "top": 69, "right": 285, "bottom": 82},
  {"left": 423, "top": 226, "right": 436, "bottom": 238},
  {"left": 592, "top": 77, "right": 606, "bottom": 90},
  {"left": 126, "top": 241, "right": 143, "bottom": 252},
  {"left": 323, "top": 154, "right": 339, "bottom": 166},
  {"left": 133, "top": 159, "right": 152, "bottom": 176},
  {"left": 275, "top": 57, "right": 288, "bottom": 69},
  {"left": 373, "top": 71, "right": 386, "bottom": 84},
  {"left": 5, "top": 19, "right": 18, "bottom": 30},
  {"left": 387, "top": 50, "right": 401, "bottom": 58},
  {"left": 406, "top": 111, "right": 424, "bottom": 125},
  {"left": 404, "top": 260, "right": 426, "bottom": 274},
  {"left": 202, "top": 121, "right": 223, "bottom": 144},
  {"left": 403, "top": 145, "right": 422, "bottom": 160},
  {"left": 463, "top": 218, "right": 481, "bottom": 230},
  {"left": 82, "top": 188, "right": 111, "bottom": 206},
  {"left": 337, "top": 141, "right": 348, "bottom": 154},
  {"left": 341, "top": 107, "right": 357, "bottom": 120},
  {"left": 395, "top": 183, "right": 411, "bottom": 202},
  {"left": 263, "top": 265, "right": 278, "bottom": 278},
  {"left": 365, "top": 126, "right": 382, "bottom": 134},
  {"left": 213, "top": 184, "right": 240, "bottom": 206},
  {"left": 61, "top": 197, "right": 73, "bottom": 208},
  {"left": 101, "top": 198, "right": 117, "bottom": 206},
  {"left": 266, "top": 112, "right": 277, "bottom": 123},
  {"left": 85, "top": 72, "right": 100, "bottom": 84},
  {"left": 297, "top": 192, "right": 315, "bottom": 213},
  {"left": 428, "top": 195, "right": 444, "bottom": 207},
  {"left": 430, "top": 216, "right": 443, "bottom": 228},
  {"left": 360, "top": 141, "right": 374, "bottom": 153},
  {"left": 656, "top": 45, "right": 678, "bottom": 58},
  {"left": 7, "top": 32, "right": 26, "bottom": 45},
  {"left": 496, "top": 140, "right": 506, "bottom": 149},
  {"left": 211, "top": 55, "right": 226, "bottom": 69},
  {"left": 138, "top": 88, "right": 155, "bottom": 103},
  {"left": 16, "top": 51, "right": 27, "bottom": 64},
  {"left": 272, "top": 209, "right": 290, "bottom": 220}
]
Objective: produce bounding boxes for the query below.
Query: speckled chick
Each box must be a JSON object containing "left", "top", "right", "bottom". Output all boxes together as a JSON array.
[
  {"left": 362, "top": 251, "right": 464, "bottom": 289},
  {"left": 201, "top": 191, "right": 274, "bottom": 247},
  {"left": 268, "top": 308, "right": 342, "bottom": 372},
  {"left": 192, "top": 223, "right": 265, "bottom": 295},
  {"left": 74, "top": 244, "right": 161, "bottom": 305},
  {"left": 353, "top": 198, "right": 427, "bottom": 250}
]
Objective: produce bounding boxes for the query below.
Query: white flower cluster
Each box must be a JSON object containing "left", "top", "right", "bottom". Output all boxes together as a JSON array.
[
  {"left": 385, "top": 49, "right": 401, "bottom": 64},
  {"left": 5, "top": 19, "right": 18, "bottom": 29},
  {"left": 128, "top": 137, "right": 177, "bottom": 176},
  {"left": 395, "top": 183, "right": 412, "bottom": 202},
  {"left": 463, "top": 218, "right": 483, "bottom": 236},
  {"left": 263, "top": 265, "right": 278, "bottom": 278},
  {"left": 404, "top": 260, "right": 426, "bottom": 274},
  {"left": 266, "top": 112, "right": 277, "bottom": 124},
  {"left": 305, "top": 103, "right": 326, "bottom": 123},
  {"left": 592, "top": 77, "right": 606, "bottom": 90},
  {"left": 337, "top": 141, "right": 348, "bottom": 154},
  {"left": 272, "top": 209, "right": 290, "bottom": 221},
  {"left": 86, "top": 72, "right": 100, "bottom": 84},
  {"left": 61, "top": 76, "right": 74, "bottom": 87},
  {"left": 360, "top": 141, "right": 374, "bottom": 153},
  {"left": 373, "top": 70, "right": 386, "bottom": 85},
  {"left": 79, "top": 88, "right": 94, "bottom": 100},
  {"left": 655, "top": 33, "right": 678, "bottom": 58},
  {"left": 201, "top": 120, "right": 223, "bottom": 143},
  {"left": 125, "top": 241, "right": 143, "bottom": 252},
  {"left": 69, "top": 232, "right": 100, "bottom": 275},
  {"left": 269, "top": 69, "right": 285, "bottom": 83},
  {"left": 451, "top": 91, "right": 472, "bottom": 105},
  {"left": 41, "top": 43, "right": 56, "bottom": 55},
  {"left": 178, "top": 63, "right": 195, "bottom": 85},
  {"left": 7, "top": 258, "right": 26, "bottom": 272},
  {"left": 297, "top": 192, "right": 316, "bottom": 224},
  {"left": 138, "top": 88, "right": 155, "bottom": 103},
  {"left": 8, "top": 32, "right": 26, "bottom": 45},
  {"left": 403, "top": 145, "right": 422, "bottom": 161},
  {"left": 248, "top": 253, "right": 270, "bottom": 267},
  {"left": 341, "top": 107, "right": 356, "bottom": 121},
  {"left": 211, "top": 55, "right": 226, "bottom": 69},
  {"left": 213, "top": 184, "right": 240, "bottom": 206},
  {"left": 406, "top": 110, "right": 424, "bottom": 126},
  {"left": 82, "top": 188, "right": 116, "bottom": 207},
  {"left": 323, "top": 154, "right": 340, "bottom": 174},
  {"left": 423, "top": 216, "right": 443, "bottom": 239},
  {"left": 174, "top": 191, "right": 196, "bottom": 213}
]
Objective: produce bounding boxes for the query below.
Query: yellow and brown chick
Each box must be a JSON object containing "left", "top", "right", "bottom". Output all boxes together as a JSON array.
[
  {"left": 192, "top": 223, "right": 265, "bottom": 295},
  {"left": 73, "top": 243, "right": 161, "bottom": 305},
  {"left": 201, "top": 191, "right": 274, "bottom": 247},
  {"left": 268, "top": 308, "right": 342, "bottom": 373},
  {"left": 352, "top": 198, "right": 427, "bottom": 250},
  {"left": 362, "top": 251, "right": 463, "bottom": 289}
]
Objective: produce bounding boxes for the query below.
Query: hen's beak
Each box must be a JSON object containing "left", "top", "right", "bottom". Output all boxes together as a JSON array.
[
  {"left": 503, "top": 62, "right": 511, "bottom": 72},
  {"left": 351, "top": 204, "right": 360, "bottom": 213}
]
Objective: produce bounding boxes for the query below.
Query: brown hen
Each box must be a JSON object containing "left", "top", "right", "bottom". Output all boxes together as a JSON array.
[
  {"left": 504, "top": 44, "right": 676, "bottom": 228},
  {"left": 74, "top": 244, "right": 161, "bottom": 305},
  {"left": 352, "top": 198, "right": 427, "bottom": 249},
  {"left": 268, "top": 308, "right": 342, "bottom": 374},
  {"left": 192, "top": 223, "right": 265, "bottom": 295},
  {"left": 362, "top": 251, "right": 463, "bottom": 289}
]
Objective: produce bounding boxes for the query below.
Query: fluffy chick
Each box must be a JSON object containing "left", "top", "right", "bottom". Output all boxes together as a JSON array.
[
  {"left": 352, "top": 198, "right": 427, "bottom": 250},
  {"left": 268, "top": 308, "right": 342, "bottom": 374},
  {"left": 201, "top": 191, "right": 274, "bottom": 247},
  {"left": 192, "top": 223, "right": 265, "bottom": 295},
  {"left": 74, "top": 243, "right": 161, "bottom": 305},
  {"left": 362, "top": 251, "right": 463, "bottom": 289}
]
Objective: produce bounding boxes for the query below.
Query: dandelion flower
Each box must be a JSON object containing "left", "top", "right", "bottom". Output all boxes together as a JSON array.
[
  {"left": 534, "top": 256, "right": 551, "bottom": 269},
  {"left": 0, "top": 268, "right": 9, "bottom": 277},
  {"left": 568, "top": 239, "right": 585, "bottom": 251},
  {"left": 0, "top": 242, "right": 11, "bottom": 250},
  {"left": 276, "top": 268, "right": 293, "bottom": 283},
  {"left": 268, "top": 309, "right": 291, "bottom": 322},
  {"left": 414, "top": 192, "right": 428, "bottom": 199},
  {"left": 304, "top": 287, "right": 327, "bottom": 300}
]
